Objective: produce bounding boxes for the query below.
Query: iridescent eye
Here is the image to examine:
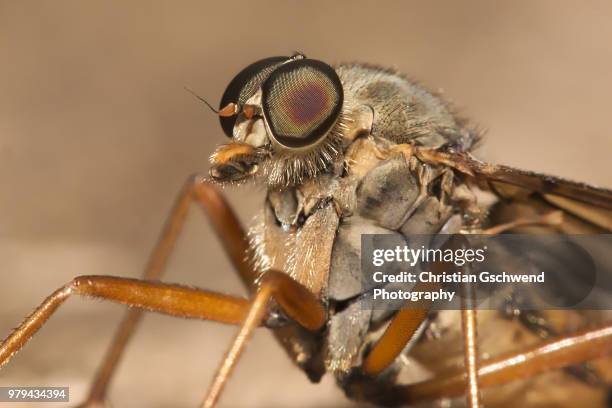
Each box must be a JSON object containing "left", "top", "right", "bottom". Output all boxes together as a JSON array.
[
  {"left": 219, "top": 56, "right": 289, "bottom": 137},
  {"left": 261, "top": 59, "right": 343, "bottom": 149}
]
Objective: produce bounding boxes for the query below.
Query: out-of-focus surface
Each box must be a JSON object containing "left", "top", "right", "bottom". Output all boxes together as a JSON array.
[{"left": 1, "top": 1, "right": 611, "bottom": 407}]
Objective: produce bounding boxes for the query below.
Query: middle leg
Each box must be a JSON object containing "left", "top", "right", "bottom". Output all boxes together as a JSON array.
[{"left": 202, "top": 270, "right": 326, "bottom": 408}]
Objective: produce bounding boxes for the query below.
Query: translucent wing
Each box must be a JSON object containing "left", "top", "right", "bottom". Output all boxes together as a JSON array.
[{"left": 446, "top": 152, "right": 612, "bottom": 232}]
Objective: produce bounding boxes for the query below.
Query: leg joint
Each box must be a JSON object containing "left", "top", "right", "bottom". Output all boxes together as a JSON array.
[{"left": 257, "top": 271, "right": 326, "bottom": 332}]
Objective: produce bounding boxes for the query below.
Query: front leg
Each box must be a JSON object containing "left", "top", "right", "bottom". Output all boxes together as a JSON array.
[
  {"left": 80, "top": 174, "right": 254, "bottom": 407},
  {"left": 0, "top": 276, "right": 252, "bottom": 370},
  {"left": 0, "top": 271, "right": 326, "bottom": 408}
]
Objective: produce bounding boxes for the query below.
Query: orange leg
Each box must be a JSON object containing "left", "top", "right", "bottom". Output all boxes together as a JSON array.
[
  {"left": 384, "top": 322, "right": 612, "bottom": 405},
  {"left": 362, "top": 307, "right": 429, "bottom": 376},
  {"left": 0, "top": 271, "right": 325, "bottom": 408},
  {"left": 362, "top": 237, "right": 464, "bottom": 377},
  {"left": 461, "top": 282, "right": 481, "bottom": 408},
  {"left": 0, "top": 276, "right": 250, "bottom": 370},
  {"left": 76, "top": 175, "right": 254, "bottom": 406},
  {"left": 202, "top": 271, "right": 325, "bottom": 408}
]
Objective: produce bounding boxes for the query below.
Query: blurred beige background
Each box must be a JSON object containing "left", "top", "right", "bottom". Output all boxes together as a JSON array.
[{"left": 1, "top": 1, "right": 611, "bottom": 407}]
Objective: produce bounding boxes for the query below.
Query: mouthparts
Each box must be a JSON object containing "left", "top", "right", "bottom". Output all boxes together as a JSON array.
[{"left": 209, "top": 142, "right": 268, "bottom": 182}]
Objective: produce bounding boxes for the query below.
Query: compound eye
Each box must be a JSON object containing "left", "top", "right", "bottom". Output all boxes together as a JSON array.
[
  {"left": 261, "top": 59, "right": 343, "bottom": 149},
  {"left": 219, "top": 56, "right": 288, "bottom": 137}
]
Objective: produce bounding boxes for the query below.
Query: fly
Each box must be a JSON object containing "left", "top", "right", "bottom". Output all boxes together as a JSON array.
[{"left": 2, "top": 52, "right": 612, "bottom": 408}]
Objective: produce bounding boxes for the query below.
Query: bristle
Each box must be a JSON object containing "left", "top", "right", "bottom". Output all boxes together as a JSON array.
[{"left": 247, "top": 213, "right": 272, "bottom": 274}]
